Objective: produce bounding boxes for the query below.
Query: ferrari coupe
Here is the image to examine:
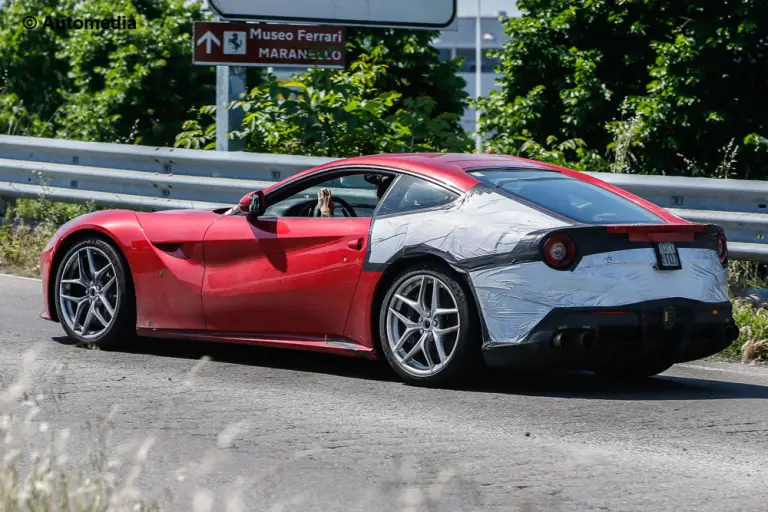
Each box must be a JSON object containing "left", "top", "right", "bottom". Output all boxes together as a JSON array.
[{"left": 39, "top": 153, "right": 740, "bottom": 386}]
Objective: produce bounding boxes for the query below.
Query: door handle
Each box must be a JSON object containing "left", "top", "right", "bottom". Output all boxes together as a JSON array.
[{"left": 347, "top": 238, "right": 364, "bottom": 251}]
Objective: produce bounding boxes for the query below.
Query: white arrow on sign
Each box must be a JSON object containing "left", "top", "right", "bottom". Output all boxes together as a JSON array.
[{"left": 196, "top": 31, "right": 221, "bottom": 54}]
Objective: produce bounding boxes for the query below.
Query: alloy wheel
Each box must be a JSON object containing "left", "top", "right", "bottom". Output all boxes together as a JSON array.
[
  {"left": 58, "top": 246, "right": 119, "bottom": 340},
  {"left": 385, "top": 274, "right": 461, "bottom": 377}
]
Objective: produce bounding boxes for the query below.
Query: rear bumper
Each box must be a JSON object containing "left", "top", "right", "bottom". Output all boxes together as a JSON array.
[{"left": 482, "top": 298, "right": 738, "bottom": 370}]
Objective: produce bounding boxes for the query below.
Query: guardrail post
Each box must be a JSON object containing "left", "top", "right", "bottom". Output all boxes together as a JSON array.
[
  {"left": 0, "top": 196, "right": 16, "bottom": 217},
  {"left": 216, "top": 65, "right": 246, "bottom": 152}
]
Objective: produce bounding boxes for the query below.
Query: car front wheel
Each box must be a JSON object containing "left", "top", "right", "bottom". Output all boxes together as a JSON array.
[
  {"left": 54, "top": 238, "right": 135, "bottom": 349},
  {"left": 378, "top": 263, "right": 483, "bottom": 387}
]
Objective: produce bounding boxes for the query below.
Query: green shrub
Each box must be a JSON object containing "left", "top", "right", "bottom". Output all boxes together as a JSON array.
[
  {"left": 728, "top": 299, "right": 768, "bottom": 362},
  {"left": 0, "top": 198, "right": 96, "bottom": 276}
]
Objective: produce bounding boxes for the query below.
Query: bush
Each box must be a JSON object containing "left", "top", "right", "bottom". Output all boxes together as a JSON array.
[
  {"left": 478, "top": 0, "right": 768, "bottom": 179},
  {"left": 0, "top": 198, "right": 96, "bottom": 277},
  {"left": 728, "top": 299, "right": 768, "bottom": 362},
  {"left": 175, "top": 61, "right": 471, "bottom": 156}
]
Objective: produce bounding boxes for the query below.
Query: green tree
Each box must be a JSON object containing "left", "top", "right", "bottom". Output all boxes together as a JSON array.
[
  {"left": 176, "top": 27, "right": 471, "bottom": 156},
  {"left": 478, "top": 0, "right": 768, "bottom": 178},
  {"left": 0, "top": 0, "right": 253, "bottom": 145},
  {"left": 347, "top": 28, "right": 468, "bottom": 132},
  {"left": 0, "top": 0, "right": 76, "bottom": 136},
  {"left": 53, "top": 0, "right": 219, "bottom": 144},
  {"left": 176, "top": 59, "right": 471, "bottom": 155},
  {"left": 624, "top": 1, "right": 768, "bottom": 179}
]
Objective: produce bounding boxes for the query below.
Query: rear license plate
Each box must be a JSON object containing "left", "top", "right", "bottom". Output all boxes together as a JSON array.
[{"left": 654, "top": 242, "right": 681, "bottom": 270}]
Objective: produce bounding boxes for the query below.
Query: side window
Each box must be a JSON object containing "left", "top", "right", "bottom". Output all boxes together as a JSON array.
[
  {"left": 282, "top": 175, "right": 379, "bottom": 217},
  {"left": 376, "top": 175, "right": 459, "bottom": 216},
  {"left": 262, "top": 170, "right": 391, "bottom": 218}
]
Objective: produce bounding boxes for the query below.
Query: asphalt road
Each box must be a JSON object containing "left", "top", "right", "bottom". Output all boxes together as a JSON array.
[{"left": 1, "top": 273, "right": 767, "bottom": 511}]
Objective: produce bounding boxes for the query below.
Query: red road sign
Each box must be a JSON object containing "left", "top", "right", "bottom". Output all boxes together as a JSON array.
[{"left": 193, "top": 22, "right": 346, "bottom": 68}]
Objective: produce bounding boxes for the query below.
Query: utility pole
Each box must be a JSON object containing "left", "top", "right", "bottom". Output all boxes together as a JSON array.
[{"left": 474, "top": 0, "right": 483, "bottom": 153}]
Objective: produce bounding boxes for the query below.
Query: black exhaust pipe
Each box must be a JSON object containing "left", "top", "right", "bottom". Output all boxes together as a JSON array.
[
  {"left": 576, "top": 330, "right": 597, "bottom": 349},
  {"left": 552, "top": 331, "right": 570, "bottom": 350},
  {"left": 724, "top": 324, "right": 740, "bottom": 343},
  {"left": 553, "top": 329, "right": 597, "bottom": 350}
]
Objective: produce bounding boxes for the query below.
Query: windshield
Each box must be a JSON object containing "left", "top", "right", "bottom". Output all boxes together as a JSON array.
[{"left": 470, "top": 169, "right": 664, "bottom": 225}]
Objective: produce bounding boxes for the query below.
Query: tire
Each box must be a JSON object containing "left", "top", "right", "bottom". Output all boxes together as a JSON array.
[
  {"left": 54, "top": 237, "right": 135, "bottom": 349},
  {"left": 378, "top": 262, "right": 483, "bottom": 387},
  {"left": 593, "top": 359, "right": 673, "bottom": 380}
]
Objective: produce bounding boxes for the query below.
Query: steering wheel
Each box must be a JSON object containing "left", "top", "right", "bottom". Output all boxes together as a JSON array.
[{"left": 313, "top": 196, "right": 357, "bottom": 217}]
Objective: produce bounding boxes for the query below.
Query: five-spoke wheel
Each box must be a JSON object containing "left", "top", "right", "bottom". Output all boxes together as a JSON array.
[
  {"left": 54, "top": 238, "right": 134, "bottom": 348},
  {"left": 379, "top": 263, "right": 482, "bottom": 387}
]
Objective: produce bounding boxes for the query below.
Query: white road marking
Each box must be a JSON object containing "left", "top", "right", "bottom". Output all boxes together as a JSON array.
[
  {"left": 677, "top": 363, "right": 768, "bottom": 377},
  {"left": 0, "top": 272, "right": 41, "bottom": 282}
]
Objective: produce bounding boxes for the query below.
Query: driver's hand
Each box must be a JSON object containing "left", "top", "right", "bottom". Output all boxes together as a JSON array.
[{"left": 318, "top": 188, "right": 334, "bottom": 217}]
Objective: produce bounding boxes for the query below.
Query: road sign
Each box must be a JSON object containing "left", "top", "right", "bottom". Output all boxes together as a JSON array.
[
  {"left": 193, "top": 22, "right": 346, "bottom": 69},
  {"left": 207, "top": 0, "right": 456, "bottom": 29}
]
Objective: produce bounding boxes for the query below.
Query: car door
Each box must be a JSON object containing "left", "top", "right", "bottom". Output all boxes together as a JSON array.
[
  {"left": 200, "top": 167, "right": 387, "bottom": 338},
  {"left": 201, "top": 214, "right": 370, "bottom": 337}
]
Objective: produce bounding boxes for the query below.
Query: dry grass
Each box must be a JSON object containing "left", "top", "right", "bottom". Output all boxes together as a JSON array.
[
  {"left": 0, "top": 219, "right": 57, "bottom": 277},
  {"left": 1, "top": 197, "right": 95, "bottom": 277},
  {"left": 727, "top": 299, "right": 768, "bottom": 363},
  {"left": 0, "top": 347, "right": 475, "bottom": 512},
  {"left": 0, "top": 348, "right": 224, "bottom": 511}
]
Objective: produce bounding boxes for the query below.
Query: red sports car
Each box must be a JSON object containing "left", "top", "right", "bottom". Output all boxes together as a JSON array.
[{"left": 39, "top": 153, "right": 739, "bottom": 386}]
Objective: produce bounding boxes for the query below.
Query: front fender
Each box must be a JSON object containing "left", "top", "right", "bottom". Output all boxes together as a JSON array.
[{"left": 43, "top": 209, "right": 210, "bottom": 331}]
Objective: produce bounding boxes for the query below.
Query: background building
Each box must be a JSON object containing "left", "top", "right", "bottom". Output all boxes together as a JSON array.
[{"left": 432, "top": 14, "right": 511, "bottom": 134}]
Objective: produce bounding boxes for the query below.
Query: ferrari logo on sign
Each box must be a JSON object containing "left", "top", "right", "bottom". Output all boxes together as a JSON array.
[{"left": 224, "top": 31, "right": 246, "bottom": 54}]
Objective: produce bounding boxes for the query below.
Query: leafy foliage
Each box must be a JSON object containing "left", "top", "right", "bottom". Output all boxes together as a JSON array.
[
  {"left": 1, "top": 2, "right": 467, "bottom": 151},
  {"left": 176, "top": 59, "right": 471, "bottom": 156},
  {"left": 0, "top": 0, "right": 239, "bottom": 145},
  {"left": 479, "top": 0, "right": 768, "bottom": 178},
  {"left": 0, "top": 0, "right": 75, "bottom": 136},
  {"left": 53, "top": 0, "right": 223, "bottom": 145},
  {"left": 346, "top": 28, "right": 468, "bottom": 131}
]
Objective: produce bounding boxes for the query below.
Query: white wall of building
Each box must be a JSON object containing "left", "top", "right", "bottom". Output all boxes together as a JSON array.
[{"left": 433, "top": 15, "right": 510, "bottom": 136}]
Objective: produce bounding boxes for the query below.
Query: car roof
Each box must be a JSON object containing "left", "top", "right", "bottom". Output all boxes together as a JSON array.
[
  {"left": 300, "top": 152, "right": 554, "bottom": 192},
  {"left": 279, "top": 152, "right": 685, "bottom": 224}
]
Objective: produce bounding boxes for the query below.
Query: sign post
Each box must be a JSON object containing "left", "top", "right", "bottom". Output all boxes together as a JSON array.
[{"left": 215, "top": 66, "right": 246, "bottom": 152}]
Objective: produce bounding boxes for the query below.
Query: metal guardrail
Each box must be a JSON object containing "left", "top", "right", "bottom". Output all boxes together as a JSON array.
[{"left": 0, "top": 135, "right": 766, "bottom": 262}]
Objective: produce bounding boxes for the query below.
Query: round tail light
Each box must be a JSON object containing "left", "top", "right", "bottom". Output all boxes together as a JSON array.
[
  {"left": 716, "top": 232, "right": 728, "bottom": 264},
  {"left": 543, "top": 235, "right": 576, "bottom": 269}
]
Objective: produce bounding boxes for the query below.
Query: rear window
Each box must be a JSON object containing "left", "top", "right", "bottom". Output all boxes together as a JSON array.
[
  {"left": 469, "top": 169, "right": 664, "bottom": 225},
  {"left": 376, "top": 175, "right": 459, "bottom": 216}
]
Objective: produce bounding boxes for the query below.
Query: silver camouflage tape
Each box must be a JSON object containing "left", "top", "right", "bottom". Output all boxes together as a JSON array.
[
  {"left": 368, "top": 190, "right": 568, "bottom": 264},
  {"left": 471, "top": 247, "right": 728, "bottom": 346}
]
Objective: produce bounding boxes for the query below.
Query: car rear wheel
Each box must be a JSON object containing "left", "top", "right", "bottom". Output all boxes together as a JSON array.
[
  {"left": 54, "top": 238, "right": 135, "bottom": 349},
  {"left": 378, "top": 263, "right": 483, "bottom": 387}
]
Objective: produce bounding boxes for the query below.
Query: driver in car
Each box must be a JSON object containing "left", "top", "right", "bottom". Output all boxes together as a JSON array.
[
  {"left": 316, "top": 175, "right": 393, "bottom": 217},
  {"left": 317, "top": 188, "right": 334, "bottom": 217}
]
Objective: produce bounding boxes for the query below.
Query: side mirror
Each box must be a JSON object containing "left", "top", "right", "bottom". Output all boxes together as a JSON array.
[{"left": 238, "top": 190, "right": 265, "bottom": 216}]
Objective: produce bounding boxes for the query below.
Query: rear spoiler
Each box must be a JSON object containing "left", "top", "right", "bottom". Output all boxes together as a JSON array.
[{"left": 605, "top": 224, "right": 709, "bottom": 242}]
